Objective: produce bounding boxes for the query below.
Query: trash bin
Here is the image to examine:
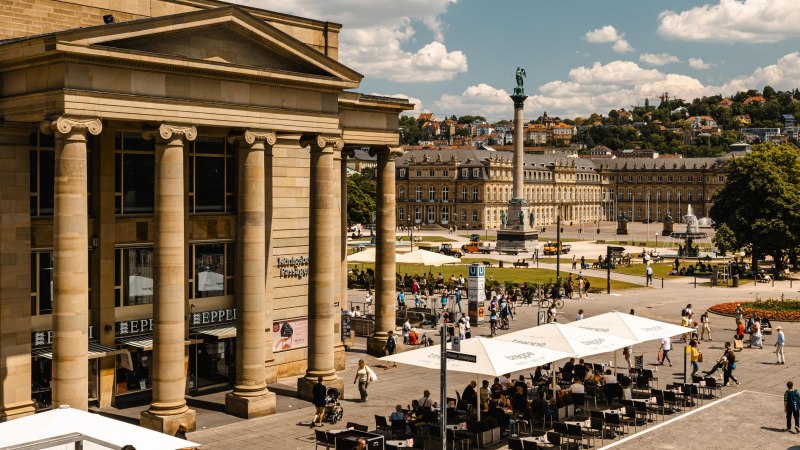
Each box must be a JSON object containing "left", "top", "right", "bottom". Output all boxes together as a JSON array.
[
  {"left": 499, "top": 260, "right": 504, "bottom": 268},
  {"left": 732, "top": 275, "right": 739, "bottom": 287}
]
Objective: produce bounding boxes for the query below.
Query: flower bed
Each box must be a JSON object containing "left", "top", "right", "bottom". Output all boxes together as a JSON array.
[{"left": 709, "top": 299, "right": 800, "bottom": 321}]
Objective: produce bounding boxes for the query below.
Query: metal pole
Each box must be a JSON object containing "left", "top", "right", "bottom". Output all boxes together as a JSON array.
[
  {"left": 683, "top": 344, "right": 690, "bottom": 384},
  {"left": 556, "top": 215, "right": 561, "bottom": 281},
  {"left": 606, "top": 246, "right": 611, "bottom": 294},
  {"left": 661, "top": 277, "right": 664, "bottom": 289},
  {"left": 440, "top": 324, "right": 447, "bottom": 450}
]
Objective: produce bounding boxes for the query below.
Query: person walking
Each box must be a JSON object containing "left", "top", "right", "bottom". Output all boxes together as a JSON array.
[
  {"left": 700, "top": 311, "right": 712, "bottom": 341},
  {"left": 722, "top": 344, "right": 739, "bottom": 387},
  {"left": 659, "top": 336, "right": 672, "bottom": 366},
  {"left": 776, "top": 326, "right": 786, "bottom": 364},
  {"left": 689, "top": 340, "right": 701, "bottom": 378},
  {"left": 645, "top": 265, "right": 653, "bottom": 286},
  {"left": 353, "top": 359, "right": 373, "bottom": 402},
  {"left": 577, "top": 276, "right": 585, "bottom": 300},
  {"left": 310, "top": 376, "right": 326, "bottom": 427},
  {"left": 455, "top": 288, "right": 463, "bottom": 313},
  {"left": 402, "top": 318, "right": 411, "bottom": 344},
  {"left": 384, "top": 330, "right": 398, "bottom": 368},
  {"left": 734, "top": 304, "right": 744, "bottom": 326},
  {"left": 785, "top": 381, "right": 800, "bottom": 432},
  {"left": 583, "top": 278, "right": 590, "bottom": 298},
  {"left": 572, "top": 255, "right": 577, "bottom": 270}
]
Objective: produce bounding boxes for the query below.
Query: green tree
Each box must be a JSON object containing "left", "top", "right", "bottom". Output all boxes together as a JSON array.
[
  {"left": 399, "top": 115, "right": 422, "bottom": 145},
  {"left": 346, "top": 172, "right": 377, "bottom": 224},
  {"left": 710, "top": 143, "right": 800, "bottom": 274},
  {"left": 712, "top": 223, "right": 738, "bottom": 256},
  {"left": 457, "top": 115, "right": 486, "bottom": 124}
]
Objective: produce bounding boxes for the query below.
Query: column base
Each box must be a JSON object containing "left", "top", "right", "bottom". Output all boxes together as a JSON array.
[
  {"left": 140, "top": 408, "right": 196, "bottom": 435},
  {"left": 225, "top": 391, "right": 276, "bottom": 419},
  {"left": 366, "top": 334, "right": 389, "bottom": 357},
  {"left": 0, "top": 401, "right": 35, "bottom": 422},
  {"left": 297, "top": 375, "right": 344, "bottom": 402}
]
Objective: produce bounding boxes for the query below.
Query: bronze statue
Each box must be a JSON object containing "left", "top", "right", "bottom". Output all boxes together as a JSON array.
[
  {"left": 500, "top": 210, "right": 507, "bottom": 227},
  {"left": 518, "top": 210, "right": 525, "bottom": 226},
  {"left": 514, "top": 67, "right": 526, "bottom": 96},
  {"left": 529, "top": 210, "right": 535, "bottom": 227}
]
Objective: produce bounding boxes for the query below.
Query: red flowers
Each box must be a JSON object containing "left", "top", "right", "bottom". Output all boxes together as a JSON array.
[{"left": 710, "top": 300, "right": 800, "bottom": 321}]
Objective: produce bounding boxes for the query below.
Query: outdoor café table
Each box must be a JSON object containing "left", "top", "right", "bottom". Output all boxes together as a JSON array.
[
  {"left": 520, "top": 435, "right": 548, "bottom": 446},
  {"left": 386, "top": 439, "right": 411, "bottom": 448},
  {"left": 444, "top": 424, "right": 461, "bottom": 431},
  {"left": 602, "top": 408, "right": 623, "bottom": 415},
  {"left": 564, "top": 419, "right": 591, "bottom": 429}
]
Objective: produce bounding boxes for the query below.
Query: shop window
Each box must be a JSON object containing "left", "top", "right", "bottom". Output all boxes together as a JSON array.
[
  {"left": 114, "top": 131, "right": 155, "bottom": 215},
  {"left": 114, "top": 247, "right": 154, "bottom": 307},
  {"left": 30, "top": 252, "right": 53, "bottom": 315},
  {"left": 115, "top": 349, "right": 152, "bottom": 396},
  {"left": 189, "top": 137, "right": 233, "bottom": 213},
  {"left": 189, "top": 242, "right": 234, "bottom": 299}
]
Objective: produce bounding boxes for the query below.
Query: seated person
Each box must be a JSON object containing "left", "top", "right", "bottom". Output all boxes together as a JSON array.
[
  {"left": 532, "top": 366, "right": 545, "bottom": 384},
  {"left": 407, "top": 399, "right": 425, "bottom": 422},
  {"left": 407, "top": 329, "right": 420, "bottom": 346},
  {"left": 618, "top": 375, "right": 633, "bottom": 400},
  {"left": 532, "top": 390, "right": 555, "bottom": 421},
  {"left": 511, "top": 386, "right": 528, "bottom": 413},
  {"left": 487, "top": 401, "right": 511, "bottom": 432},
  {"left": 479, "top": 380, "right": 490, "bottom": 410},
  {"left": 390, "top": 404, "right": 406, "bottom": 423},
  {"left": 602, "top": 369, "right": 618, "bottom": 385},
  {"left": 490, "top": 378, "right": 504, "bottom": 400},
  {"left": 514, "top": 375, "right": 529, "bottom": 398},
  {"left": 561, "top": 358, "right": 575, "bottom": 379},
  {"left": 462, "top": 380, "right": 477, "bottom": 407},
  {"left": 569, "top": 378, "right": 585, "bottom": 394},
  {"left": 573, "top": 359, "right": 589, "bottom": 381}
]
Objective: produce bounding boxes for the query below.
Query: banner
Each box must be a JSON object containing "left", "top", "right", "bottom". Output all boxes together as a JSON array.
[{"left": 272, "top": 318, "right": 309, "bottom": 352}]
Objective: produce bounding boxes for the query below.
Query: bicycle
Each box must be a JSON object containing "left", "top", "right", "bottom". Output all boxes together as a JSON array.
[{"left": 538, "top": 297, "right": 564, "bottom": 310}]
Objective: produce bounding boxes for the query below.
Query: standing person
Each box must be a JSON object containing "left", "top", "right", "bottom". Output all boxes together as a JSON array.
[
  {"left": 659, "top": 336, "right": 672, "bottom": 366},
  {"left": 700, "top": 311, "right": 712, "bottom": 341},
  {"left": 489, "top": 306, "right": 498, "bottom": 337},
  {"left": 623, "top": 346, "right": 633, "bottom": 369},
  {"left": 646, "top": 265, "right": 653, "bottom": 286},
  {"left": 548, "top": 304, "right": 557, "bottom": 323},
  {"left": 384, "top": 330, "right": 398, "bottom": 368},
  {"left": 576, "top": 309, "right": 584, "bottom": 321},
  {"left": 776, "top": 326, "right": 786, "bottom": 364},
  {"left": 580, "top": 255, "right": 586, "bottom": 270},
  {"left": 365, "top": 290, "right": 374, "bottom": 314},
  {"left": 440, "top": 289, "right": 449, "bottom": 313},
  {"left": 572, "top": 255, "right": 577, "bottom": 270},
  {"left": 462, "top": 313, "right": 472, "bottom": 339},
  {"left": 457, "top": 315, "right": 466, "bottom": 340},
  {"left": 734, "top": 304, "right": 744, "bottom": 326},
  {"left": 396, "top": 290, "right": 405, "bottom": 311},
  {"left": 578, "top": 276, "right": 585, "bottom": 300},
  {"left": 310, "top": 376, "right": 326, "bottom": 427},
  {"left": 353, "top": 359, "right": 372, "bottom": 402},
  {"left": 402, "top": 318, "right": 411, "bottom": 344},
  {"left": 583, "top": 278, "right": 590, "bottom": 298},
  {"left": 680, "top": 313, "right": 691, "bottom": 342},
  {"left": 454, "top": 288, "right": 463, "bottom": 313},
  {"left": 785, "top": 381, "right": 800, "bottom": 432},
  {"left": 689, "top": 340, "right": 701, "bottom": 378}
]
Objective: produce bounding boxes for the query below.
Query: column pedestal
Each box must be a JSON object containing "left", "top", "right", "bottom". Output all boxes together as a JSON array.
[
  {"left": 141, "top": 410, "right": 197, "bottom": 436},
  {"left": 225, "top": 391, "right": 277, "bottom": 419}
]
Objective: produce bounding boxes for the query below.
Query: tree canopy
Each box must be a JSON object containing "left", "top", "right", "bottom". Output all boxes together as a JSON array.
[
  {"left": 710, "top": 143, "right": 800, "bottom": 271},
  {"left": 346, "top": 170, "right": 377, "bottom": 224}
]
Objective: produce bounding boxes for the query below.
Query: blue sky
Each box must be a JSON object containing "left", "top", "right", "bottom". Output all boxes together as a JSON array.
[{"left": 237, "top": 0, "right": 800, "bottom": 120}]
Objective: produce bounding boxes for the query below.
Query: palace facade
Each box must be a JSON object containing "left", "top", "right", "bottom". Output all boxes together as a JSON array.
[
  {"left": 395, "top": 149, "right": 730, "bottom": 230},
  {"left": 0, "top": 0, "right": 408, "bottom": 432}
]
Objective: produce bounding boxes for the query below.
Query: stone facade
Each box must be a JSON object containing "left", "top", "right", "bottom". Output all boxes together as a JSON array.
[
  {"left": 0, "top": 0, "right": 408, "bottom": 430},
  {"left": 396, "top": 150, "right": 730, "bottom": 230}
]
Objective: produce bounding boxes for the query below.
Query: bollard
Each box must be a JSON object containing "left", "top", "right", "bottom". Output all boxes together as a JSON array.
[
  {"left": 661, "top": 277, "right": 664, "bottom": 289},
  {"left": 694, "top": 275, "right": 697, "bottom": 288}
]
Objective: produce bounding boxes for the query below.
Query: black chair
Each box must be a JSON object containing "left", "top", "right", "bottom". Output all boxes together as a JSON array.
[
  {"left": 446, "top": 428, "right": 468, "bottom": 450},
  {"left": 590, "top": 409, "right": 605, "bottom": 420},
  {"left": 587, "top": 416, "right": 608, "bottom": 445},
  {"left": 605, "top": 412, "right": 626, "bottom": 436},
  {"left": 521, "top": 439, "right": 539, "bottom": 450},
  {"left": 571, "top": 392, "right": 587, "bottom": 415},
  {"left": 634, "top": 400, "right": 653, "bottom": 424},
  {"left": 391, "top": 419, "right": 408, "bottom": 438},
  {"left": 546, "top": 431, "right": 562, "bottom": 448},
  {"left": 620, "top": 405, "right": 639, "bottom": 432},
  {"left": 314, "top": 430, "right": 333, "bottom": 450},
  {"left": 643, "top": 369, "right": 658, "bottom": 388},
  {"left": 647, "top": 395, "right": 667, "bottom": 420},
  {"left": 508, "top": 436, "right": 524, "bottom": 450},
  {"left": 375, "top": 415, "right": 391, "bottom": 434},
  {"left": 703, "top": 377, "right": 721, "bottom": 399},
  {"left": 567, "top": 423, "right": 591, "bottom": 449},
  {"left": 346, "top": 422, "right": 368, "bottom": 432},
  {"left": 532, "top": 401, "right": 553, "bottom": 430},
  {"left": 684, "top": 383, "right": 702, "bottom": 406},
  {"left": 584, "top": 384, "right": 599, "bottom": 409},
  {"left": 663, "top": 390, "right": 682, "bottom": 412}
]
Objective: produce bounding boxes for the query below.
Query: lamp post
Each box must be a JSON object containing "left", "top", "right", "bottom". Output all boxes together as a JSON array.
[{"left": 655, "top": 233, "right": 659, "bottom": 249}]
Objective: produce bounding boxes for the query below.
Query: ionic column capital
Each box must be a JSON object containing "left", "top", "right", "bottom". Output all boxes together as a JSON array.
[
  {"left": 142, "top": 123, "right": 197, "bottom": 143},
  {"left": 227, "top": 129, "right": 277, "bottom": 147},
  {"left": 369, "top": 145, "right": 404, "bottom": 160},
  {"left": 40, "top": 116, "right": 102, "bottom": 138},
  {"left": 300, "top": 133, "right": 344, "bottom": 152}
]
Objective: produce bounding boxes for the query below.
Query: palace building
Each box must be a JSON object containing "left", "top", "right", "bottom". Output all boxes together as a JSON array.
[
  {"left": 0, "top": 0, "right": 408, "bottom": 433},
  {"left": 395, "top": 149, "right": 730, "bottom": 229}
]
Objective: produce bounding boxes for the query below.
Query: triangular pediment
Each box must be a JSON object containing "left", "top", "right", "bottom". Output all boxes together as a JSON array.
[{"left": 56, "top": 6, "right": 361, "bottom": 85}]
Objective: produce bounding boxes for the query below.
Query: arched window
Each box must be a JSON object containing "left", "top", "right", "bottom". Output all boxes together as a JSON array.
[{"left": 415, "top": 186, "right": 422, "bottom": 201}]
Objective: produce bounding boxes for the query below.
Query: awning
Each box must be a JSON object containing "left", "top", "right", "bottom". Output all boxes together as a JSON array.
[
  {"left": 191, "top": 324, "right": 237, "bottom": 340},
  {"left": 31, "top": 342, "right": 123, "bottom": 360},
  {"left": 115, "top": 334, "right": 199, "bottom": 351}
]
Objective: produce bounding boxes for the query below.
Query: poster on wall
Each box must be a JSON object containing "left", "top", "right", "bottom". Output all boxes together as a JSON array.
[{"left": 272, "top": 318, "right": 309, "bottom": 352}]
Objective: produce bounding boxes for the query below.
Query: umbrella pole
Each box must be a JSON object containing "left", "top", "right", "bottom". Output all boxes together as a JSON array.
[
  {"left": 476, "top": 373, "right": 481, "bottom": 422},
  {"left": 614, "top": 351, "right": 617, "bottom": 376},
  {"left": 552, "top": 359, "right": 559, "bottom": 401}
]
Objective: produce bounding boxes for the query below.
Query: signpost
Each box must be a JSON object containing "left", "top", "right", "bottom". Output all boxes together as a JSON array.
[
  {"left": 606, "top": 246, "right": 625, "bottom": 294},
  {"left": 440, "top": 329, "right": 477, "bottom": 450},
  {"left": 445, "top": 351, "right": 477, "bottom": 363},
  {"left": 468, "top": 264, "right": 486, "bottom": 326}
]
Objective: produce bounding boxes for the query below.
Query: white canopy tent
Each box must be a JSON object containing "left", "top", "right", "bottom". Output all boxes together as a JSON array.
[
  {"left": 497, "top": 323, "right": 636, "bottom": 358},
  {"left": 346, "top": 247, "right": 377, "bottom": 263},
  {"left": 0, "top": 405, "right": 200, "bottom": 449},
  {"left": 567, "top": 311, "right": 694, "bottom": 343},
  {"left": 396, "top": 249, "right": 460, "bottom": 266}
]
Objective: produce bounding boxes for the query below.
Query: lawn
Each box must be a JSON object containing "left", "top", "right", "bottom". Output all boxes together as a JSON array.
[
  {"left": 349, "top": 263, "right": 642, "bottom": 292},
  {"left": 612, "top": 263, "right": 681, "bottom": 279},
  {"left": 397, "top": 235, "right": 456, "bottom": 242},
  {"left": 602, "top": 239, "right": 662, "bottom": 248}
]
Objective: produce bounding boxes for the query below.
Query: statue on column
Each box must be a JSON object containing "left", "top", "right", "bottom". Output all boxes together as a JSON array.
[
  {"left": 514, "top": 67, "right": 527, "bottom": 96},
  {"left": 529, "top": 210, "right": 535, "bottom": 227},
  {"left": 500, "top": 210, "right": 507, "bottom": 228},
  {"left": 518, "top": 210, "right": 525, "bottom": 226}
]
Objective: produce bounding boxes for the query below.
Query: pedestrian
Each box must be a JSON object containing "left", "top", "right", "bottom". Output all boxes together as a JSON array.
[
  {"left": 572, "top": 255, "right": 577, "bottom": 270},
  {"left": 462, "top": 313, "right": 472, "bottom": 338},
  {"left": 458, "top": 316, "right": 466, "bottom": 340},
  {"left": 455, "top": 288, "right": 463, "bottom": 313},
  {"left": 440, "top": 289, "right": 449, "bottom": 312},
  {"left": 734, "top": 304, "right": 744, "bottom": 325},
  {"left": 353, "top": 359, "right": 374, "bottom": 402},
  {"left": 583, "top": 278, "right": 590, "bottom": 298},
  {"left": 578, "top": 276, "right": 585, "bottom": 299},
  {"left": 580, "top": 255, "right": 586, "bottom": 270},
  {"left": 402, "top": 318, "right": 411, "bottom": 344},
  {"left": 785, "top": 381, "right": 800, "bottom": 432},
  {"left": 645, "top": 265, "right": 653, "bottom": 286},
  {"left": 689, "top": 339, "right": 701, "bottom": 378},
  {"left": 700, "top": 311, "right": 712, "bottom": 341},
  {"left": 489, "top": 307, "right": 498, "bottom": 337},
  {"left": 659, "top": 336, "right": 672, "bottom": 366},
  {"left": 396, "top": 290, "right": 405, "bottom": 311},
  {"left": 365, "top": 290, "right": 374, "bottom": 314},
  {"left": 576, "top": 309, "right": 584, "bottom": 321},
  {"left": 623, "top": 346, "right": 633, "bottom": 369},
  {"left": 776, "top": 326, "right": 786, "bottom": 364},
  {"left": 310, "top": 376, "right": 326, "bottom": 427},
  {"left": 384, "top": 331, "right": 398, "bottom": 368}
]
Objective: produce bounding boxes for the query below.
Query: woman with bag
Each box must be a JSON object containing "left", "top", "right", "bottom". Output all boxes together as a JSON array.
[
  {"left": 354, "top": 359, "right": 376, "bottom": 402},
  {"left": 785, "top": 381, "right": 800, "bottom": 432}
]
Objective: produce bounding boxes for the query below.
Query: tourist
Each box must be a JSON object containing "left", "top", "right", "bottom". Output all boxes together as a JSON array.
[
  {"left": 583, "top": 278, "right": 590, "bottom": 298},
  {"left": 689, "top": 340, "right": 701, "bottom": 378},
  {"left": 396, "top": 290, "right": 405, "bottom": 311},
  {"left": 776, "top": 326, "right": 786, "bottom": 364},
  {"left": 548, "top": 304, "right": 558, "bottom": 323},
  {"left": 623, "top": 346, "right": 633, "bottom": 370},
  {"left": 489, "top": 305, "right": 498, "bottom": 337},
  {"left": 580, "top": 255, "right": 586, "bottom": 270},
  {"left": 750, "top": 318, "right": 763, "bottom": 349},
  {"left": 462, "top": 313, "right": 472, "bottom": 339},
  {"left": 454, "top": 288, "right": 463, "bottom": 313},
  {"left": 700, "top": 311, "right": 712, "bottom": 341},
  {"left": 457, "top": 316, "right": 466, "bottom": 340},
  {"left": 402, "top": 318, "right": 411, "bottom": 344},
  {"left": 576, "top": 309, "right": 584, "bottom": 321},
  {"left": 349, "top": 307, "right": 357, "bottom": 318},
  {"left": 354, "top": 306, "right": 362, "bottom": 317},
  {"left": 659, "top": 336, "right": 673, "bottom": 367},
  {"left": 572, "top": 255, "right": 577, "bottom": 270},
  {"left": 704, "top": 342, "right": 732, "bottom": 377},
  {"left": 680, "top": 313, "right": 691, "bottom": 342},
  {"left": 440, "top": 289, "right": 449, "bottom": 312},
  {"left": 365, "top": 290, "right": 374, "bottom": 313},
  {"left": 419, "top": 389, "right": 434, "bottom": 409},
  {"left": 479, "top": 380, "right": 490, "bottom": 411},
  {"left": 384, "top": 330, "right": 398, "bottom": 368},
  {"left": 577, "top": 276, "right": 585, "bottom": 299},
  {"left": 462, "top": 381, "right": 477, "bottom": 408},
  {"left": 646, "top": 265, "right": 653, "bottom": 286},
  {"left": 723, "top": 343, "right": 738, "bottom": 387},
  {"left": 573, "top": 359, "right": 589, "bottom": 381},
  {"left": 389, "top": 404, "right": 405, "bottom": 423},
  {"left": 490, "top": 378, "right": 504, "bottom": 400},
  {"left": 734, "top": 304, "right": 744, "bottom": 325},
  {"left": 353, "top": 359, "right": 372, "bottom": 402},
  {"left": 785, "top": 381, "right": 800, "bottom": 432},
  {"left": 565, "top": 274, "right": 574, "bottom": 299},
  {"left": 310, "top": 376, "right": 326, "bottom": 428}
]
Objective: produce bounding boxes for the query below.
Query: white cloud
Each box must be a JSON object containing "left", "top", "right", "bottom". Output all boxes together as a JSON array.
[
  {"left": 658, "top": 0, "right": 800, "bottom": 43},
  {"left": 433, "top": 83, "right": 511, "bottom": 118},
  {"left": 568, "top": 61, "right": 662, "bottom": 85},
  {"left": 719, "top": 52, "right": 800, "bottom": 93},
  {"left": 227, "top": 0, "right": 467, "bottom": 82},
  {"left": 373, "top": 92, "right": 426, "bottom": 116},
  {"left": 639, "top": 53, "right": 681, "bottom": 66},
  {"left": 687, "top": 58, "right": 712, "bottom": 70},
  {"left": 584, "top": 25, "right": 634, "bottom": 53}
]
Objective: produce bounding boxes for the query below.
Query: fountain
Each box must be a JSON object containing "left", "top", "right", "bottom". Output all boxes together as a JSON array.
[{"left": 668, "top": 205, "right": 709, "bottom": 257}]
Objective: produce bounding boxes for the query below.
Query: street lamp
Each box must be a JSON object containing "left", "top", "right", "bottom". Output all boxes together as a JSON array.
[{"left": 655, "top": 233, "right": 659, "bottom": 248}]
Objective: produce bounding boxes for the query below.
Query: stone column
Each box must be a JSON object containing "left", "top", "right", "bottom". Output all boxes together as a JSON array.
[
  {"left": 0, "top": 123, "right": 36, "bottom": 421},
  {"left": 367, "top": 145, "right": 404, "bottom": 357},
  {"left": 511, "top": 96, "right": 527, "bottom": 201},
  {"left": 332, "top": 149, "right": 345, "bottom": 371},
  {"left": 44, "top": 117, "right": 102, "bottom": 411},
  {"left": 297, "top": 135, "right": 344, "bottom": 401},
  {"left": 225, "top": 130, "right": 277, "bottom": 418},
  {"left": 341, "top": 150, "right": 353, "bottom": 315},
  {"left": 140, "top": 124, "right": 197, "bottom": 434}
]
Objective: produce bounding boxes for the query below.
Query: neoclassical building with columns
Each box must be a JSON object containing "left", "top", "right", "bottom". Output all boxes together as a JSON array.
[{"left": 0, "top": 0, "right": 408, "bottom": 433}]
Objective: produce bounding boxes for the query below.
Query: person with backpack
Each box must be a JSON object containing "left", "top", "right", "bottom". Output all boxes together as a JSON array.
[
  {"left": 785, "top": 381, "right": 800, "bottom": 432},
  {"left": 384, "top": 331, "right": 398, "bottom": 368}
]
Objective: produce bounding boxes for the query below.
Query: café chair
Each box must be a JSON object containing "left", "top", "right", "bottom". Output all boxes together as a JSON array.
[
  {"left": 346, "top": 422, "right": 368, "bottom": 432},
  {"left": 508, "top": 436, "right": 524, "bottom": 450},
  {"left": 314, "top": 430, "right": 333, "bottom": 450},
  {"left": 521, "top": 439, "right": 539, "bottom": 450},
  {"left": 375, "top": 415, "right": 391, "bottom": 434}
]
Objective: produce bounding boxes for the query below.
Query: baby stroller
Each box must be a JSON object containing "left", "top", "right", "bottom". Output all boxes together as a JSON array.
[{"left": 322, "top": 387, "right": 344, "bottom": 424}]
